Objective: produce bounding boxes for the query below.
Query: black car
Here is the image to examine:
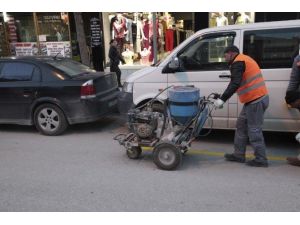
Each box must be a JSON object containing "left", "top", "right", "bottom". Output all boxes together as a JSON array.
[{"left": 0, "top": 56, "right": 119, "bottom": 135}]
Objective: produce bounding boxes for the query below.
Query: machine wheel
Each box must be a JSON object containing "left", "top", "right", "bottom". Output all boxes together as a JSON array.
[
  {"left": 34, "top": 103, "right": 68, "bottom": 136},
  {"left": 153, "top": 142, "right": 182, "bottom": 170},
  {"left": 126, "top": 147, "right": 142, "bottom": 159}
]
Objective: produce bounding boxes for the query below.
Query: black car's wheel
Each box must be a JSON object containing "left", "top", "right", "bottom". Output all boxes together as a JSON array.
[
  {"left": 34, "top": 104, "right": 68, "bottom": 136},
  {"left": 126, "top": 146, "right": 142, "bottom": 159},
  {"left": 153, "top": 142, "right": 182, "bottom": 170}
]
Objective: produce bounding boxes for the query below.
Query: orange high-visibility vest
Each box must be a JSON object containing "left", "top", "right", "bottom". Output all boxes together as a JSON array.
[{"left": 233, "top": 54, "right": 268, "bottom": 103}]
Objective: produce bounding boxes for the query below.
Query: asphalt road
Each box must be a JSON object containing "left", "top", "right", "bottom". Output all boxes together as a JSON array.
[{"left": 0, "top": 115, "right": 299, "bottom": 211}]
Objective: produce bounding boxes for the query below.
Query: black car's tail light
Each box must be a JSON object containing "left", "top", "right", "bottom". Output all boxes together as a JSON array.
[{"left": 81, "top": 80, "right": 96, "bottom": 99}]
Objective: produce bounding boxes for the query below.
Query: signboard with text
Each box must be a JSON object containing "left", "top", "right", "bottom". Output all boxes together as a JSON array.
[
  {"left": 10, "top": 42, "right": 38, "bottom": 56},
  {"left": 45, "top": 41, "right": 71, "bottom": 57},
  {"left": 90, "top": 17, "right": 102, "bottom": 47}
]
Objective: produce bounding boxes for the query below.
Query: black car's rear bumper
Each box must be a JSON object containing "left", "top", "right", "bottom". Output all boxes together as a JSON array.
[
  {"left": 67, "top": 90, "right": 119, "bottom": 124},
  {"left": 117, "top": 91, "right": 134, "bottom": 114}
]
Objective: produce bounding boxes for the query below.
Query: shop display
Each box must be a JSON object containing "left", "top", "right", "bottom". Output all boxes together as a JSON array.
[
  {"left": 216, "top": 12, "right": 228, "bottom": 26},
  {"left": 122, "top": 48, "right": 134, "bottom": 65},
  {"left": 235, "top": 12, "right": 251, "bottom": 24},
  {"left": 134, "top": 12, "right": 146, "bottom": 53},
  {"left": 209, "top": 12, "right": 254, "bottom": 28},
  {"left": 140, "top": 47, "right": 151, "bottom": 65},
  {"left": 108, "top": 12, "right": 194, "bottom": 66}
]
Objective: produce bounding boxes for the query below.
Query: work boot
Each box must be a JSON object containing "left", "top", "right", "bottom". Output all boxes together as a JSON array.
[
  {"left": 224, "top": 153, "right": 245, "bottom": 163},
  {"left": 246, "top": 159, "right": 268, "bottom": 167},
  {"left": 287, "top": 157, "right": 300, "bottom": 167}
]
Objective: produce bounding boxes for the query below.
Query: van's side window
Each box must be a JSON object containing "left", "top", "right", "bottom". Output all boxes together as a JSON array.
[
  {"left": 244, "top": 28, "right": 300, "bottom": 69},
  {"left": 177, "top": 33, "right": 235, "bottom": 71}
]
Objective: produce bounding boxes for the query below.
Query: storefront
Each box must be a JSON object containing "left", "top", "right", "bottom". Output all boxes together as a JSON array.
[
  {"left": 102, "top": 12, "right": 195, "bottom": 68},
  {"left": 101, "top": 12, "right": 255, "bottom": 69},
  {"left": 2, "top": 12, "right": 71, "bottom": 58},
  {"left": 1, "top": 12, "right": 299, "bottom": 73},
  {"left": 209, "top": 12, "right": 255, "bottom": 27}
]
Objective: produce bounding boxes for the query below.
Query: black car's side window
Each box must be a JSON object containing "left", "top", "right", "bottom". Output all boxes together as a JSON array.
[{"left": 0, "top": 62, "right": 36, "bottom": 81}]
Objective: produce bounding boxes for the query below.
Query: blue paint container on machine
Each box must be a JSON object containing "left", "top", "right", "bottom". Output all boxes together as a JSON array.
[{"left": 168, "top": 86, "right": 200, "bottom": 125}]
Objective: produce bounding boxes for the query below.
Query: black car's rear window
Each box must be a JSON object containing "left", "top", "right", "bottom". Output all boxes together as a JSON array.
[{"left": 46, "top": 59, "right": 96, "bottom": 76}]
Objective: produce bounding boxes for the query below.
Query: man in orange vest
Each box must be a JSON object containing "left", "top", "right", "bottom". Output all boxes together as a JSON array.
[{"left": 214, "top": 45, "right": 269, "bottom": 167}]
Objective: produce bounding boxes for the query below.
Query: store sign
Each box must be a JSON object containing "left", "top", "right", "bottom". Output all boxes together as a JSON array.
[
  {"left": 45, "top": 41, "right": 71, "bottom": 58},
  {"left": 39, "top": 14, "right": 62, "bottom": 23},
  {"left": 11, "top": 42, "right": 38, "bottom": 56},
  {"left": 90, "top": 17, "right": 102, "bottom": 47}
]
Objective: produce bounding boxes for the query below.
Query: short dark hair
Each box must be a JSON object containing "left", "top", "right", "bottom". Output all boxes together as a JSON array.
[
  {"left": 224, "top": 45, "right": 240, "bottom": 54},
  {"left": 109, "top": 39, "right": 115, "bottom": 44}
]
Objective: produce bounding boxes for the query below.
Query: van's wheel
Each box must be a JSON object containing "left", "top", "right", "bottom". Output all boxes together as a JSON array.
[
  {"left": 152, "top": 102, "right": 164, "bottom": 113},
  {"left": 126, "top": 146, "right": 142, "bottom": 159},
  {"left": 153, "top": 142, "right": 182, "bottom": 170},
  {"left": 34, "top": 104, "right": 68, "bottom": 136}
]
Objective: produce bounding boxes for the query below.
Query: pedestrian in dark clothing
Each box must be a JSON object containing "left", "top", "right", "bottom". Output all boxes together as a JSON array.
[
  {"left": 109, "top": 39, "right": 125, "bottom": 87},
  {"left": 285, "top": 54, "right": 300, "bottom": 167},
  {"left": 214, "top": 45, "right": 269, "bottom": 167}
]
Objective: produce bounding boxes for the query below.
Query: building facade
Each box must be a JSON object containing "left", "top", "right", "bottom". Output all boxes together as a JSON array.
[{"left": 1, "top": 12, "right": 299, "bottom": 73}]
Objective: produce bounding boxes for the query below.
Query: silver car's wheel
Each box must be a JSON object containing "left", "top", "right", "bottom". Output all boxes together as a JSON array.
[{"left": 34, "top": 104, "right": 68, "bottom": 136}]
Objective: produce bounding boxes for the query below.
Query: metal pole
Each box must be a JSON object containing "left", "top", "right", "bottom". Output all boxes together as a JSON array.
[
  {"left": 33, "top": 12, "right": 41, "bottom": 55},
  {"left": 67, "top": 12, "right": 72, "bottom": 58},
  {"left": 152, "top": 12, "right": 157, "bottom": 64}
]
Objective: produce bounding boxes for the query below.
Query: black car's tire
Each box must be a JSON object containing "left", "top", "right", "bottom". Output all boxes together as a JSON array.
[
  {"left": 153, "top": 142, "right": 182, "bottom": 170},
  {"left": 34, "top": 104, "right": 68, "bottom": 136},
  {"left": 126, "top": 146, "right": 142, "bottom": 159}
]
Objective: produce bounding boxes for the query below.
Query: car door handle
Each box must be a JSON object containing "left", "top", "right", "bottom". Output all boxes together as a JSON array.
[
  {"left": 23, "top": 89, "right": 33, "bottom": 97},
  {"left": 219, "top": 74, "right": 231, "bottom": 78}
]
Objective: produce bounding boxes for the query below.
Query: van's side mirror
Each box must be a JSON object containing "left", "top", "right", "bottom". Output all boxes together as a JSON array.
[
  {"left": 169, "top": 57, "right": 180, "bottom": 70},
  {"left": 162, "top": 56, "right": 183, "bottom": 74}
]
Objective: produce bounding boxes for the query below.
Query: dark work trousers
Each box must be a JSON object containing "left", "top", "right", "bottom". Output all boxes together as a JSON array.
[
  {"left": 110, "top": 64, "right": 122, "bottom": 87},
  {"left": 234, "top": 95, "right": 269, "bottom": 162}
]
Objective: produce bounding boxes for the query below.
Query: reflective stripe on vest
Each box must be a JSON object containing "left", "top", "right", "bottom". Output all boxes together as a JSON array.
[{"left": 234, "top": 54, "right": 268, "bottom": 103}]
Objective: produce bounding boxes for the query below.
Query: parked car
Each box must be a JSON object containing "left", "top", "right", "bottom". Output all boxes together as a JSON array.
[
  {"left": 119, "top": 20, "right": 300, "bottom": 132},
  {"left": 0, "top": 56, "right": 119, "bottom": 135}
]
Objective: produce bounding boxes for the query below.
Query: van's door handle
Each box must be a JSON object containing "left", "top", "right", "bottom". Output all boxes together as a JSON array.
[{"left": 219, "top": 75, "right": 231, "bottom": 78}]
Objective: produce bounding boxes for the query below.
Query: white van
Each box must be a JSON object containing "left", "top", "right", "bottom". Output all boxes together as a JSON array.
[{"left": 119, "top": 20, "right": 300, "bottom": 132}]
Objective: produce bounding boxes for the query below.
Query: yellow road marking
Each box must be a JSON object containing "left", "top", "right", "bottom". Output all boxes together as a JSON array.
[{"left": 142, "top": 147, "right": 287, "bottom": 161}]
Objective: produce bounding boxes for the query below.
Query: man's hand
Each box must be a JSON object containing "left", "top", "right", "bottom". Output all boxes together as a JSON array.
[{"left": 214, "top": 98, "right": 224, "bottom": 109}]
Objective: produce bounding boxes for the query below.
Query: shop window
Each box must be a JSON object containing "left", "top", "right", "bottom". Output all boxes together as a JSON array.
[
  {"left": 6, "top": 12, "right": 36, "bottom": 43},
  {"left": 36, "top": 13, "right": 71, "bottom": 58},
  {"left": 243, "top": 28, "right": 300, "bottom": 69},
  {"left": 36, "top": 12, "right": 69, "bottom": 42},
  {"left": 106, "top": 12, "right": 195, "bottom": 66},
  {"left": 177, "top": 33, "right": 235, "bottom": 71},
  {"left": 209, "top": 12, "right": 254, "bottom": 28}
]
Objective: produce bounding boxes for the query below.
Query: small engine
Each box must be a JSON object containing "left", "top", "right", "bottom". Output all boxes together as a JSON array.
[{"left": 128, "top": 109, "right": 164, "bottom": 140}]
